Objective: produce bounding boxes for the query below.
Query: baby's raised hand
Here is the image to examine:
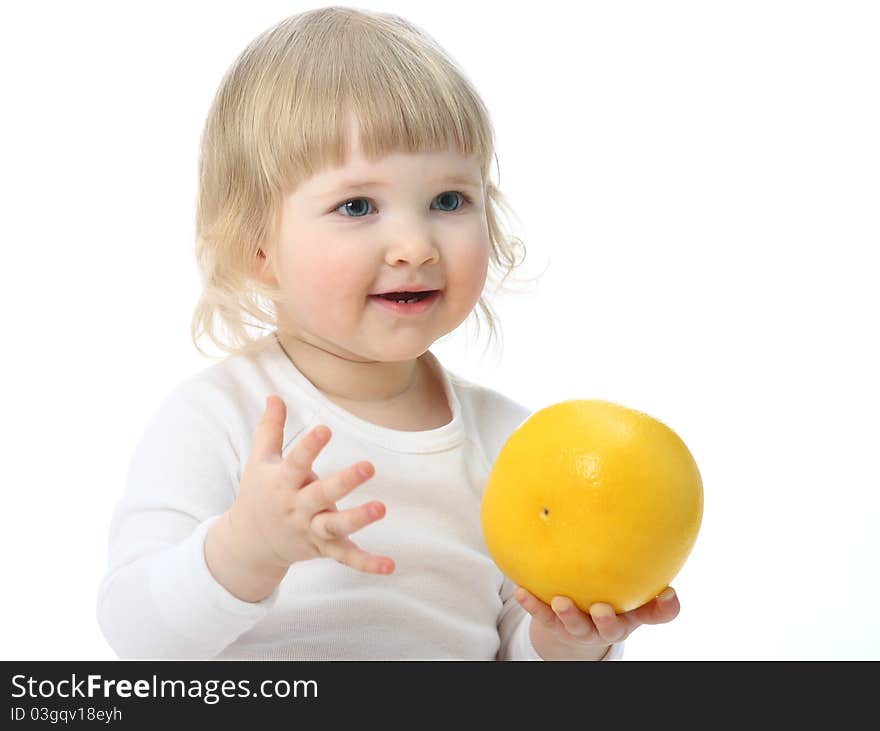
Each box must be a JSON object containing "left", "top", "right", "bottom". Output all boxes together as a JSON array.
[
  {"left": 228, "top": 394, "right": 395, "bottom": 576},
  {"left": 514, "top": 585, "right": 680, "bottom": 657}
]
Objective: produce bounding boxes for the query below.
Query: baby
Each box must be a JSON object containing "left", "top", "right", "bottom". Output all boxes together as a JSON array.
[{"left": 96, "top": 6, "right": 678, "bottom": 660}]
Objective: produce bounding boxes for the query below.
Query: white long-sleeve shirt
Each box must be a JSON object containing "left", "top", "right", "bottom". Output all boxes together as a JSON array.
[{"left": 97, "top": 334, "right": 624, "bottom": 661}]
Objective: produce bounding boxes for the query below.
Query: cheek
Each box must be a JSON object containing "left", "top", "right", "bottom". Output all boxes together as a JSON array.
[
  {"left": 449, "top": 230, "right": 490, "bottom": 302},
  {"left": 284, "top": 248, "right": 369, "bottom": 325},
  {"left": 297, "top": 252, "right": 341, "bottom": 302}
]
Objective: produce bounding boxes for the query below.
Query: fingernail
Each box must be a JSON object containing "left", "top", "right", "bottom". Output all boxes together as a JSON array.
[
  {"left": 551, "top": 597, "right": 572, "bottom": 613},
  {"left": 659, "top": 588, "right": 676, "bottom": 603},
  {"left": 592, "top": 604, "right": 615, "bottom": 619}
]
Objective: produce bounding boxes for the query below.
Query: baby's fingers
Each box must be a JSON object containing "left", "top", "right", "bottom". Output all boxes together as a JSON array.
[
  {"left": 514, "top": 587, "right": 559, "bottom": 630},
  {"left": 627, "top": 587, "right": 680, "bottom": 626},
  {"left": 311, "top": 500, "right": 387, "bottom": 541},
  {"left": 299, "top": 461, "right": 375, "bottom": 515},
  {"left": 282, "top": 424, "right": 333, "bottom": 487},
  {"left": 250, "top": 395, "right": 287, "bottom": 463},
  {"left": 321, "top": 537, "right": 395, "bottom": 575},
  {"left": 551, "top": 597, "right": 602, "bottom": 641}
]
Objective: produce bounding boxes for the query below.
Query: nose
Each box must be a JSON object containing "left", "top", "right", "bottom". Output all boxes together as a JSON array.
[{"left": 383, "top": 223, "right": 440, "bottom": 266}]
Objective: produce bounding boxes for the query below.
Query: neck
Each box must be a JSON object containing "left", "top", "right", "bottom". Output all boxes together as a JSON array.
[{"left": 276, "top": 332, "right": 423, "bottom": 403}]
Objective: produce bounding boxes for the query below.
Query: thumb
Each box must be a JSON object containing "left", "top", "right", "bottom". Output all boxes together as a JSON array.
[{"left": 251, "top": 394, "right": 286, "bottom": 462}]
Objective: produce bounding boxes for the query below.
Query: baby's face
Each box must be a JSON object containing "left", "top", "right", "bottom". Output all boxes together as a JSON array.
[{"left": 265, "top": 125, "right": 489, "bottom": 363}]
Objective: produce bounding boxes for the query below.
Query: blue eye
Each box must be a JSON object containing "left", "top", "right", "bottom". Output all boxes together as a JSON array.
[{"left": 333, "top": 191, "right": 472, "bottom": 218}]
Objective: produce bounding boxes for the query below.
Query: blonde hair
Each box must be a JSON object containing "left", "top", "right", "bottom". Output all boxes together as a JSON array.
[{"left": 191, "top": 5, "right": 535, "bottom": 360}]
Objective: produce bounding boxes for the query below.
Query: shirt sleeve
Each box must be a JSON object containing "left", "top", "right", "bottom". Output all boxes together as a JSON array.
[
  {"left": 96, "top": 382, "right": 278, "bottom": 659},
  {"left": 496, "top": 574, "right": 543, "bottom": 660}
]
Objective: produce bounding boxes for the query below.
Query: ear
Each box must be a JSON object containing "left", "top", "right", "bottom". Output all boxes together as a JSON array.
[{"left": 253, "top": 248, "right": 278, "bottom": 287}]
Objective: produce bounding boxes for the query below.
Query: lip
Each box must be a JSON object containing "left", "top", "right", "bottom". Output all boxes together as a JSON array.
[
  {"left": 372, "top": 285, "right": 439, "bottom": 295},
  {"left": 369, "top": 290, "right": 441, "bottom": 315}
]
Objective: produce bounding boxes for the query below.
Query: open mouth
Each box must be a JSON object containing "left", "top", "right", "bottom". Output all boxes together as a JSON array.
[
  {"left": 375, "top": 291, "right": 436, "bottom": 304},
  {"left": 369, "top": 290, "right": 441, "bottom": 314}
]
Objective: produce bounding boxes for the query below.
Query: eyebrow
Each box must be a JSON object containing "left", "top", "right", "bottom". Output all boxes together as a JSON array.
[{"left": 319, "top": 174, "right": 482, "bottom": 198}]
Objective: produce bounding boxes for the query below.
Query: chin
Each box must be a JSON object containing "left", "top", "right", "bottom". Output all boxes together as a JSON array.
[{"left": 366, "top": 339, "right": 435, "bottom": 363}]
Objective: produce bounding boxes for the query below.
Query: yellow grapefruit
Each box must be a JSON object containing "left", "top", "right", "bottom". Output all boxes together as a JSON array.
[{"left": 480, "top": 399, "right": 703, "bottom": 613}]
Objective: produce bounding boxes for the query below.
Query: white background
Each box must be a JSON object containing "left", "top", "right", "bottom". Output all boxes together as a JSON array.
[{"left": 1, "top": 0, "right": 877, "bottom": 660}]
